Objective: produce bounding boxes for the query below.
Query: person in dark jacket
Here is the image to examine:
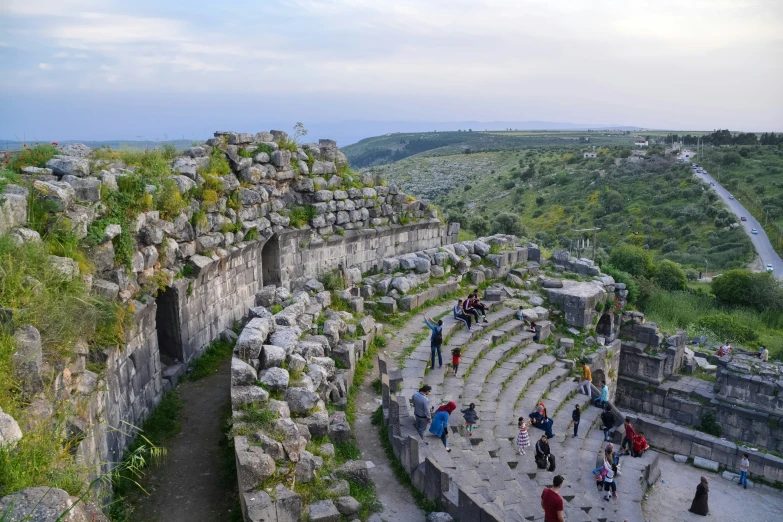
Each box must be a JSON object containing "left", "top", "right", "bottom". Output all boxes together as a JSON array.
[
  {"left": 601, "top": 406, "right": 616, "bottom": 441},
  {"left": 529, "top": 405, "right": 555, "bottom": 439},
  {"left": 535, "top": 435, "right": 556, "bottom": 471},
  {"left": 572, "top": 405, "right": 581, "bottom": 437},
  {"left": 461, "top": 403, "right": 479, "bottom": 436},
  {"left": 689, "top": 476, "right": 709, "bottom": 516}
]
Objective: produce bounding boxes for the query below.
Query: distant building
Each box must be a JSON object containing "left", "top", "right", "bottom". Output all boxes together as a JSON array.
[
  {"left": 583, "top": 152, "right": 597, "bottom": 158},
  {"left": 634, "top": 139, "right": 648, "bottom": 147}
]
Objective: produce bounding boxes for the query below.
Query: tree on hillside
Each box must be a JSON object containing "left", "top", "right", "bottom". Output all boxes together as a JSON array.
[
  {"left": 469, "top": 216, "right": 490, "bottom": 237},
  {"left": 711, "top": 270, "right": 783, "bottom": 312},
  {"left": 492, "top": 213, "right": 523, "bottom": 236},
  {"left": 608, "top": 244, "right": 653, "bottom": 277},
  {"left": 654, "top": 260, "right": 687, "bottom": 291}
]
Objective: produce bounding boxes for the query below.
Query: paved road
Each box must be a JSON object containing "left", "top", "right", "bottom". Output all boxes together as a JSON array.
[{"left": 690, "top": 163, "right": 783, "bottom": 279}]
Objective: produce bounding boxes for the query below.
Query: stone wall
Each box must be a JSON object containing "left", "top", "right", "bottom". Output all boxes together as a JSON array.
[
  {"left": 275, "top": 219, "right": 450, "bottom": 289},
  {"left": 630, "top": 414, "right": 783, "bottom": 484}
]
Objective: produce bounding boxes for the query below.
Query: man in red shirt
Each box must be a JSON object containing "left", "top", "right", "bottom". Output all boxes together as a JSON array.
[
  {"left": 621, "top": 418, "right": 636, "bottom": 455},
  {"left": 541, "top": 475, "right": 565, "bottom": 522}
]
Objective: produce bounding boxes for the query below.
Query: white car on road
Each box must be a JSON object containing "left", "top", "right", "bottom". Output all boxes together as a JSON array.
[
  {"left": 768, "top": 264, "right": 774, "bottom": 272},
  {"left": 752, "top": 229, "right": 758, "bottom": 234}
]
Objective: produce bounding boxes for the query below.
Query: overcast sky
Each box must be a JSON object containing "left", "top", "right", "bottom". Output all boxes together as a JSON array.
[{"left": 1, "top": 0, "right": 781, "bottom": 141}]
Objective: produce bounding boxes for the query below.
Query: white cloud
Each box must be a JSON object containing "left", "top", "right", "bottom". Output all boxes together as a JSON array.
[{"left": 38, "top": 63, "right": 51, "bottom": 70}]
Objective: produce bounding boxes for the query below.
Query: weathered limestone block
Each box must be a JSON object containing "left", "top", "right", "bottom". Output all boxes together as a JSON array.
[
  {"left": 46, "top": 156, "right": 90, "bottom": 177},
  {"left": 328, "top": 412, "right": 351, "bottom": 444},
  {"left": 231, "top": 385, "right": 270, "bottom": 408},
  {"left": 308, "top": 500, "right": 341, "bottom": 522},
  {"left": 258, "top": 367, "right": 289, "bottom": 391},
  {"left": 285, "top": 387, "right": 319, "bottom": 414},
  {"left": 336, "top": 496, "right": 360, "bottom": 516},
  {"left": 236, "top": 317, "right": 275, "bottom": 361},
  {"left": 275, "top": 418, "right": 308, "bottom": 462},
  {"left": 0, "top": 487, "right": 109, "bottom": 522},
  {"left": 232, "top": 357, "right": 258, "bottom": 385},
  {"left": 335, "top": 460, "right": 370, "bottom": 486},
  {"left": 0, "top": 407, "right": 23, "bottom": 447},
  {"left": 295, "top": 450, "right": 324, "bottom": 483},
  {"left": 235, "top": 436, "right": 276, "bottom": 490},
  {"left": 12, "top": 326, "right": 44, "bottom": 397}
]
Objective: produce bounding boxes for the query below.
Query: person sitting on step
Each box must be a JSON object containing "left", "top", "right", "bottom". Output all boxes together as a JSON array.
[
  {"left": 529, "top": 404, "right": 555, "bottom": 438},
  {"left": 632, "top": 432, "right": 649, "bottom": 458},
  {"left": 535, "top": 434, "right": 556, "bottom": 471},
  {"left": 453, "top": 299, "right": 472, "bottom": 331},
  {"left": 463, "top": 293, "right": 482, "bottom": 323},
  {"left": 471, "top": 288, "right": 489, "bottom": 321}
]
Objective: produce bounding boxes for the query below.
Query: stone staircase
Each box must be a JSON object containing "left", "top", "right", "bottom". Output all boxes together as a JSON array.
[{"left": 387, "top": 299, "right": 658, "bottom": 522}]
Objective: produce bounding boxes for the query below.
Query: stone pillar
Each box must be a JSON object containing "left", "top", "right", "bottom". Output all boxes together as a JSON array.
[{"left": 389, "top": 394, "right": 400, "bottom": 437}]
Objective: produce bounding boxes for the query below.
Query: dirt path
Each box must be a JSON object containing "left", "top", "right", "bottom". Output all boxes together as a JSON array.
[
  {"left": 642, "top": 454, "right": 783, "bottom": 522},
  {"left": 353, "top": 303, "right": 452, "bottom": 522},
  {"left": 132, "top": 359, "right": 238, "bottom": 522}
]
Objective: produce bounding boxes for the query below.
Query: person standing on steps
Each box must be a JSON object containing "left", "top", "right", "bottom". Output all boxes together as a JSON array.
[
  {"left": 621, "top": 417, "right": 636, "bottom": 455},
  {"left": 572, "top": 404, "right": 581, "bottom": 437},
  {"left": 541, "top": 475, "right": 565, "bottom": 522},
  {"left": 601, "top": 405, "right": 616, "bottom": 441},
  {"left": 461, "top": 403, "right": 479, "bottom": 436},
  {"left": 579, "top": 364, "right": 592, "bottom": 395},
  {"left": 689, "top": 476, "right": 710, "bottom": 516},
  {"left": 738, "top": 453, "right": 750, "bottom": 489},
  {"left": 453, "top": 300, "right": 472, "bottom": 331},
  {"left": 535, "top": 434, "right": 556, "bottom": 471},
  {"left": 517, "top": 417, "right": 530, "bottom": 455},
  {"left": 429, "top": 401, "right": 457, "bottom": 451},
  {"left": 423, "top": 314, "right": 443, "bottom": 370},
  {"left": 411, "top": 385, "right": 432, "bottom": 440}
]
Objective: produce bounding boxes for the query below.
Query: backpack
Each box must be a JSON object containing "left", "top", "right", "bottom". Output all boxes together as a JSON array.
[{"left": 433, "top": 328, "right": 443, "bottom": 346}]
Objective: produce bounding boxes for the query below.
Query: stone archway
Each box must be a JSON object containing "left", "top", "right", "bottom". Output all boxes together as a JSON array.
[
  {"left": 596, "top": 313, "right": 613, "bottom": 338},
  {"left": 261, "top": 234, "right": 282, "bottom": 287}
]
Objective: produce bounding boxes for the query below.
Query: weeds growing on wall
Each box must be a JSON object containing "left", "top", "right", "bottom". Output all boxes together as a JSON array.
[{"left": 318, "top": 269, "right": 345, "bottom": 291}]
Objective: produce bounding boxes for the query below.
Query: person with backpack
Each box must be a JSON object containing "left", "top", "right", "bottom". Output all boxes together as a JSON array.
[
  {"left": 453, "top": 300, "right": 472, "bottom": 330},
  {"left": 424, "top": 314, "right": 444, "bottom": 370}
]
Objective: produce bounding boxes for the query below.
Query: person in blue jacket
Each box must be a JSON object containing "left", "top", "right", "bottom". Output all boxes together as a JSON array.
[
  {"left": 423, "top": 314, "right": 444, "bottom": 370},
  {"left": 429, "top": 401, "right": 457, "bottom": 451}
]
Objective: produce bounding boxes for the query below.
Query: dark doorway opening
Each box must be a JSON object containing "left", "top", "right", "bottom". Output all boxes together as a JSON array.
[
  {"left": 596, "top": 313, "right": 613, "bottom": 337},
  {"left": 592, "top": 369, "right": 606, "bottom": 388},
  {"left": 156, "top": 286, "right": 184, "bottom": 364},
  {"left": 262, "top": 234, "right": 282, "bottom": 287}
]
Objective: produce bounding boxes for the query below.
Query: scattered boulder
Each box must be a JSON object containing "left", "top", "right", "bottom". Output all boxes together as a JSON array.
[
  {"left": 231, "top": 357, "right": 258, "bottom": 386},
  {"left": 326, "top": 479, "right": 350, "bottom": 497},
  {"left": 231, "top": 385, "right": 269, "bottom": 408},
  {"left": 295, "top": 450, "right": 324, "bottom": 483},
  {"left": 46, "top": 156, "right": 90, "bottom": 177},
  {"left": 260, "top": 344, "right": 286, "bottom": 369},
  {"left": 235, "top": 436, "right": 276, "bottom": 490},
  {"left": 427, "top": 513, "right": 455, "bottom": 522},
  {"left": 0, "top": 407, "right": 23, "bottom": 447},
  {"left": 12, "top": 325, "right": 44, "bottom": 397},
  {"left": 285, "top": 387, "right": 319, "bottom": 414},
  {"left": 335, "top": 460, "right": 370, "bottom": 487},
  {"left": 258, "top": 367, "right": 289, "bottom": 391},
  {"left": 336, "top": 496, "right": 361, "bottom": 516},
  {"left": 308, "top": 500, "right": 341, "bottom": 522},
  {"left": 0, "top": 486, "right": 109, "bottom": 522}
]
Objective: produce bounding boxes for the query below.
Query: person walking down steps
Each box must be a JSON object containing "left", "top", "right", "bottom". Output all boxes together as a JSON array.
[
  {"left": 517, "top": 417, "right": 531, "bottom": 455},
  {"left": 461, "top": 403, "right": 479, "bottom": 436},
  {"left": 411, "top": 385, "right": 432, "bottom": 440},
  {"left": 423, "top": 314, "right": 443, "bottom": 370},
  {"left": 451, "top": 347, "right": 461, "bottom": 376},
  {"left": 429, "top": 401, "right": 457, "bottom": 451},
  {"left": 579, "top": 364, "right": 592, "bottom": 395}
]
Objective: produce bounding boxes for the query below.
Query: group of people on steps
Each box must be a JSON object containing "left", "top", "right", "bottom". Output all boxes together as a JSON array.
[{"left": 410, "top": 307, "right": 758, "bottom": 522}]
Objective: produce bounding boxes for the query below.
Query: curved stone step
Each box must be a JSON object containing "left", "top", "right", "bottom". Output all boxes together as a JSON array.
[{"left": 493, "top": 350, "right": 555, "bottom": 440}]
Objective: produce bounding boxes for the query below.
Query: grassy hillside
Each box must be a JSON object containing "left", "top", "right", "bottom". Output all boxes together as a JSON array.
[
  {"left": 367, "top": 141, "right": 759, "bottom": 271},
  {"left": 697, "top": 145, "right": 783, "bottom": 254},
  {"left": 343, "top": 130, "right": 636, "bottom": 168}
]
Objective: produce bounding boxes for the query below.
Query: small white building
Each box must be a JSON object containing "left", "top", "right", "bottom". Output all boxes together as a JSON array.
[
  {"left": 583, "top": 152, "right": 597, "bottom": 158},
  {"left": 634, "top": 139, "right": 648, "bottom": 147}
]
